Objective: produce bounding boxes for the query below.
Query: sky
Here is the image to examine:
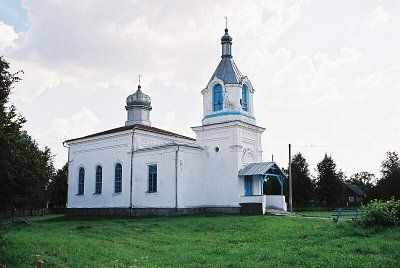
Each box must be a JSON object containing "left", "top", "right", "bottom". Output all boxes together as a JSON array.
[{"left": 0, "top": 0, "right": 399, "bottom": 179}]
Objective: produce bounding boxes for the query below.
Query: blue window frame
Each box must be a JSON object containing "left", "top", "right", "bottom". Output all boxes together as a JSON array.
[
  {"left": 213, "top": 84, "right": 223, "bottom": 111},
  {"left": 244, "top": 176, "right": 253, "bottom": 196},
  {"left": 78, "top": 167, "right": 85, "bottom": 195},
  {"left": 242, "top": 84, "right": 248, "bottom": 111},
  {"left": 148, "top": 164, "right": 157, "bottom": 193},
  {"left": 95, "top": 165, "right": 102, "bottom": 194},
  {"left": 115, "top": 163, "right": 122, "bottom": 193}
]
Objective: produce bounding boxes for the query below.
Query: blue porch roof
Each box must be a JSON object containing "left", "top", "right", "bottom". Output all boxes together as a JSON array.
[{"left": 238, "top": 162, "right": 286, "bottom": 178}]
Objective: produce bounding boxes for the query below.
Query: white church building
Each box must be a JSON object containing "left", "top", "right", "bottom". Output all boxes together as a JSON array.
[{"left": 65, "top": 27, "right": 287, "bottom": 216}]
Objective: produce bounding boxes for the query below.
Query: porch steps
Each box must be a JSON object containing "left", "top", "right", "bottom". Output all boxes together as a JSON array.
[{"left": 265, "top": 208, "right": 295, "bottom": 217}]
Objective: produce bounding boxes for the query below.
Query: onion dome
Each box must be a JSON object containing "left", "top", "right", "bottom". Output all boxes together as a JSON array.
[
  {"left": 126, "top": 86, "right": 151, "bottom": 107},
  {"left": 221, "top": 28, "right": 232, "bottom": 43}
]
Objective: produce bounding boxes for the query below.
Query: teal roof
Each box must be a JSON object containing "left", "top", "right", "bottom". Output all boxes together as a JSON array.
[
  {"left": 238, "top": 162, "right": 286, "bottom": 178},
  {"left": 210, "top": 57, "right": 244, "bottom": 84}
]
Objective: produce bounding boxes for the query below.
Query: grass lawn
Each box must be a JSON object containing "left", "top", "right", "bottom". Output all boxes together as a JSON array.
[{"left": 1, "top": 214, "right": 399, "bottom": 267}]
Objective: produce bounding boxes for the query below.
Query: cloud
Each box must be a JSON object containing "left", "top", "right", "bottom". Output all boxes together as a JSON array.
[
  {"left": 33, "top": 107, "right": 100, "bottom": 144},
  {"left": 9, "top": 0, "right": 304, "bottom": 101},
  {"left": 390, "top": 105, "right": 400, "bottom": 131},
  {"left": 352, "top": 64, "right": 400, "bottom": 97},
  {"left": 0, "top": 21, "right": 18, "bottom": 51},
  {"left": 32, "top": 108, "right": 100, "bottom": 166},
  {"left": 369, "top": 7, "right": 391, "bottom": 27},
  {"left": 249, "top": 46, "right": 362, "bottom": 108},
  {"left": 11, "top": 60, "right": 61, "bottom": 101}
]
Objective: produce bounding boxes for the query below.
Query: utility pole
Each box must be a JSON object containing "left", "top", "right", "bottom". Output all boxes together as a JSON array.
[{"left": 288, "top": 143, "right": 293, "bottom": 212}]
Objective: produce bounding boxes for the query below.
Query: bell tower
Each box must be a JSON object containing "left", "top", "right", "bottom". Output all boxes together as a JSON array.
[
  {"left": 201, "top": 27, "right": 256, "bottom": 126},
  {"left": 192, "top": 25, "right": 265, "bottom": 207}
]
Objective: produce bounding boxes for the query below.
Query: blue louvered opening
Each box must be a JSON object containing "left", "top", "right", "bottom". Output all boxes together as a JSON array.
[
  {"left": 242, "top": 84, "right": 248, "bottom": 111},
  {"left": 213, "top": 84, "right": 223, "bottom": 111}
]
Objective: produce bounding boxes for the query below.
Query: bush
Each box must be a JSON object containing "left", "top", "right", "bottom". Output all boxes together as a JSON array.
[{"left": 362, "top": 199, "right": 400, "bottom": 226}]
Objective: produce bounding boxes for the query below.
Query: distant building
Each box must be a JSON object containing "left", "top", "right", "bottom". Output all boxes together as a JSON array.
[
  {"left": 340, "top": 183, "right": 366, "bottom": 206},
  {"left": 64, "top": 27, "right": 287, "bottom": 216}
]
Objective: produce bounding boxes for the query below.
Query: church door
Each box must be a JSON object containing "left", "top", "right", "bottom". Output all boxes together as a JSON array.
[{"left": 244, "top": 176, "right": 253, "bottom": 196}]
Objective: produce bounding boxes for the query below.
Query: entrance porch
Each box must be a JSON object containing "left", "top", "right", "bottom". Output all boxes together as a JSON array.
[{"left": 238, "top": 162, "right": 287, "bottom": 214}]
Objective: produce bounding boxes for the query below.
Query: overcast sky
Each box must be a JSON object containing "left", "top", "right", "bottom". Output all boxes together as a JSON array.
[{"left": 1, "top": 0, "right": 399, "bottom": 178}]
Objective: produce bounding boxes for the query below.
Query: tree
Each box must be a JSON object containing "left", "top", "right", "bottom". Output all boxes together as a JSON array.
[
  {"left": 0, "top": 56, "right": 56, "bottom": 214},
  {"left": 315, "top": 154, "right": 344, "bottom": 208},
  {"left": 374, "top": 152, "right": 400, "bottom": 201},
  {"left": 0, "top": 56, "right": 25, "bottom": 213},
  {"left": 291, "top": 153, "right": 315, "bottom": 207},
  {"left": 48, "top": 163, "right": 68, "bottom": 208}
]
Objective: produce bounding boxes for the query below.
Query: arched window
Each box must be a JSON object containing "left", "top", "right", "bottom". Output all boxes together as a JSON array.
[
  {"left": 242, "top": 84, "right": 248, "bottom": 111},
  {"left": 213, "top": 84, "right": 223, "bottom": 111},
  {"left": 78, "top": 167, "right": 85, "bottom": 195},
  {"left": 115, "top": 163, "right": 122, "bottom": 193},
  {"left": 148, "top": 164, "right": 158, "bottom": 193},
  {"left": 95, "top": 165, "right": 102, "bottom": 194}
]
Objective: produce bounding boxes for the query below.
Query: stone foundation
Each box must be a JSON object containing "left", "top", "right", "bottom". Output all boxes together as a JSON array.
[
  {"left": 239, "top": 203, "right": 264, "bottom": 215},
  {"left": 65, "top": 207, "right": 240, "bottom": 217}
]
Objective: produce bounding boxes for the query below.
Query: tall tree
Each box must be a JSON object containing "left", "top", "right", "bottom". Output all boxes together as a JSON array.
[
  {"left": 0, "top": 56, "right": 25, "bottom": 213},
  {"left": 315, "top": 154, "right": 344, "bottom": 208},
  {"left": 0, "top": 56, "right": 55, "bottom": 214},
  {"left": 291, "top": 153, "right": 315, "bottom": 207},
  {"left": 374, "top": 151, "right": 400, "bottom": 200}
]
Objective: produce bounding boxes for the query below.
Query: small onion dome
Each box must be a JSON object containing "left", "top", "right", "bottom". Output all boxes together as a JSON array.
[
  {"left": 126, "top": 86, "right": 151, "bottom": 107},
  {"left": 221, "top": 28, "right": 232, "bottom": 43}
]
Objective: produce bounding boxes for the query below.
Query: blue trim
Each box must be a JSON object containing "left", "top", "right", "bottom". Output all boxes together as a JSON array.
[
  {"left": 203, "top": 111, "right": 255, "bottom": 120},
  {"left": 213, "top": 84, "right": 223, "bottom": 111},
  {"left": 114, "top": 163, "right": 122, "bottom": 193},
  {"left": 148, "top": 164, "right": 158, "bottom": 193},
  {"left": 242, "top": 84, "right": 248, "bottom": 111},
  {"left": 78, "top": 167, "right": 85, "bottom": 195},
  {"left": 244, "top": 176, "right": 253, "bottom": 196}
]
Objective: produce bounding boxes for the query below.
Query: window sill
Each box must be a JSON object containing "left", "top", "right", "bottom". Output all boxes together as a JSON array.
[
  {"left": 146, "top": 191, "right": 158, "bottom": 195},
  {"left": 93, "top": 193, "right": 102, "bottom": 195},
  {"left": 76, "top": 194, "right": 84, "bottom": 196},
  {"left": 112, "top": 192, "right": 122, "bottom": 195}
]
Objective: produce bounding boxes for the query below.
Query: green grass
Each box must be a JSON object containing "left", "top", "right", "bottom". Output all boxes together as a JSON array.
[{"left": 1, "top": 214, "right": 399, "bottom": 267}]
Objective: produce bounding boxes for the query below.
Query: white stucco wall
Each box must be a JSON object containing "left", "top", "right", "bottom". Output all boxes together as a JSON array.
[
  {"left": 66, "top": 131, "right": 133, "bottom": 208},
  {"left": 66, "top": 126, "right": 196, "bottom": 209},
  {"left": 177, "top": 147, "right": 205, "bottom": 208},
  {"left": 265, "top": 195, "right": 287, "bottom": 210},
  {"left": 131, "top": 147, "right": 177, "bottom": 208},
  {"left": 192, "top": 121, "right": 265, "bottom": 208}
]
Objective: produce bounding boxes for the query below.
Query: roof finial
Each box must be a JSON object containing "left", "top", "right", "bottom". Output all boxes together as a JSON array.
[
  {"left": 224, "top": 16, "right": 228, "bottom": 29},
  {"left": 138, "top": 74, "right": 141, "bottom": 89}
]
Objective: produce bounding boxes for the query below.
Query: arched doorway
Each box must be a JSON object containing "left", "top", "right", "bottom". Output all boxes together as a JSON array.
[{"left": 263, "top": 177, "right": 282, "bottom": 195}]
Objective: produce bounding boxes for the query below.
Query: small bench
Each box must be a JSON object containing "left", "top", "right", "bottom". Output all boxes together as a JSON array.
[{"left": 332, "top": 209, "right": 362, "bottom": 223}]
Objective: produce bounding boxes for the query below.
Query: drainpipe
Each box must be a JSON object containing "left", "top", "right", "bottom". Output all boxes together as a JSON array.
[
  {"left": 129, "top": 130, "right": 135, "bottom": 211},
  {"left": 175, "top": 145, "right": 180, "bottom": 209},
  {"left": 62, "top": 141, "right": 70, "bottom": 210}
]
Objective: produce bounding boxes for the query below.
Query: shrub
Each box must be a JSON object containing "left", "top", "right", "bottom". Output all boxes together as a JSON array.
[{"left": 362, "top": 199, "right": 400, "bottom": 226}]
